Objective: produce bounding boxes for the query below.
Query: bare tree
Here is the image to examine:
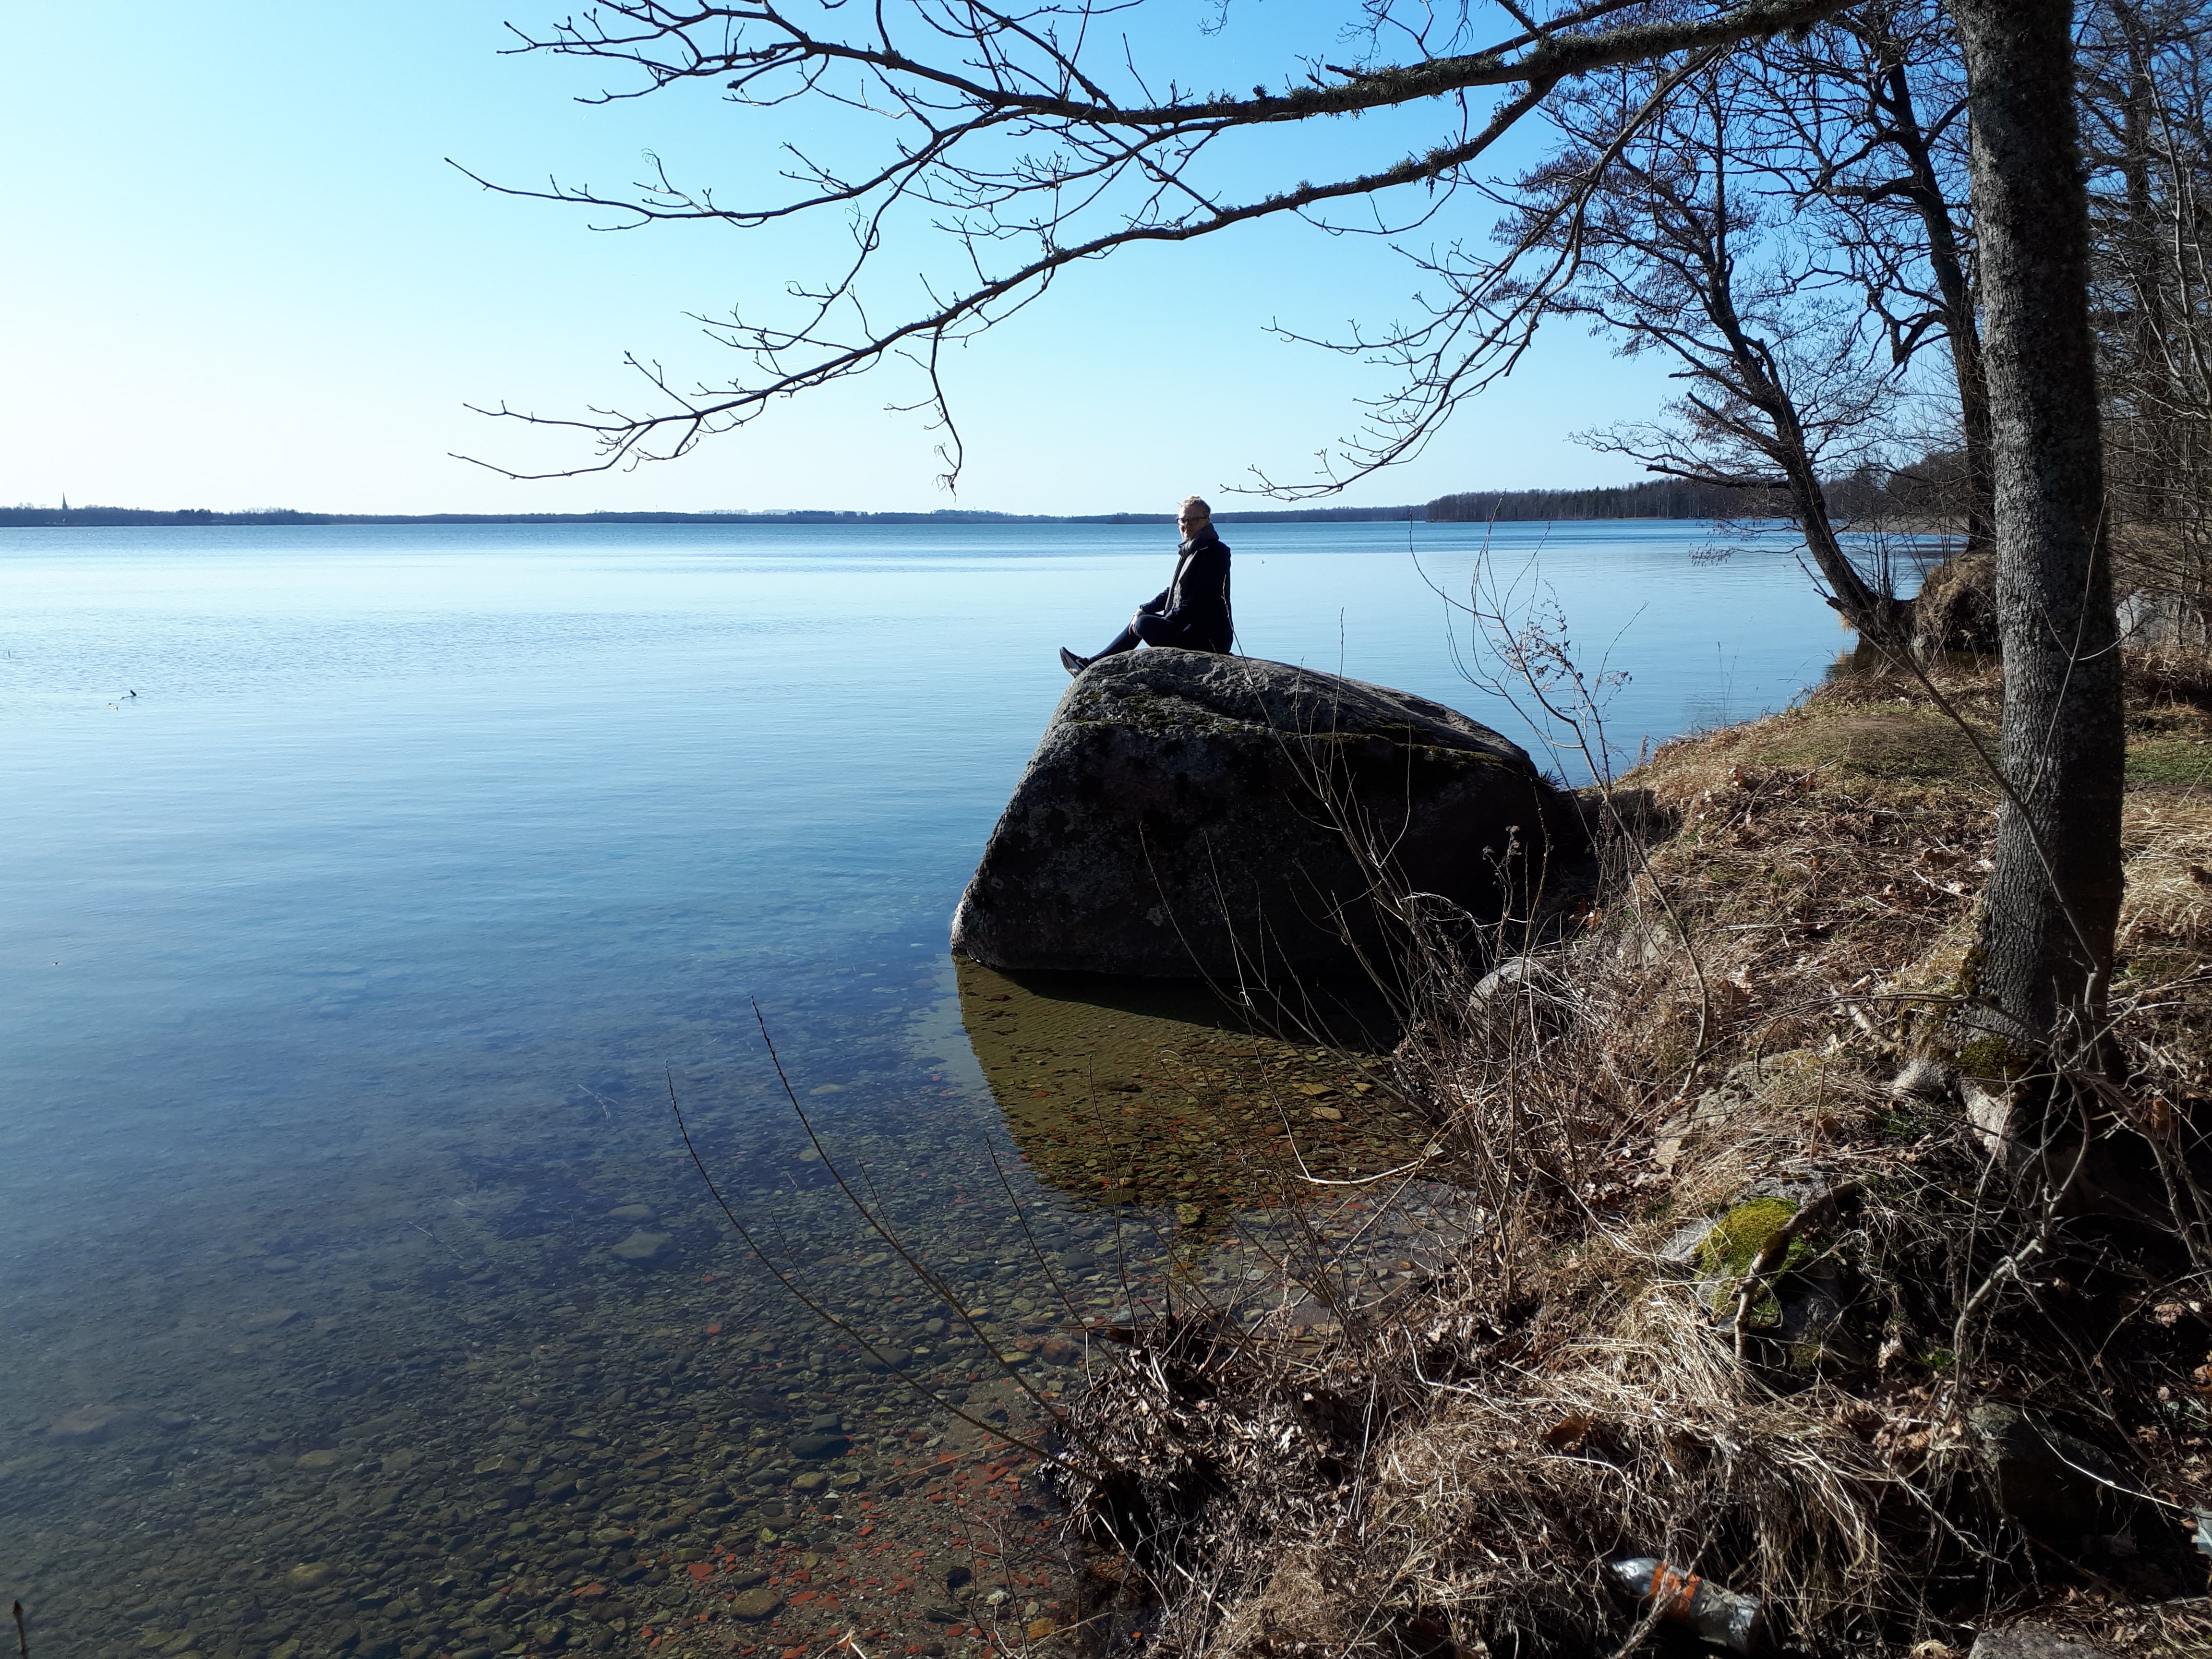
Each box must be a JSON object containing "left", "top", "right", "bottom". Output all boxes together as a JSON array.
[
  {"left": 1758, "top": 2, "right": 2000, "bottom": 651},
  {"left": 1485, "top": 51, "right": 1914, "bottom": 639},
  {"left": 1473, "top": 6, "right": 2003, "bottom": 653},
  {"left": 2081, "top": 0, "right": 2212, "bottom": 629}
]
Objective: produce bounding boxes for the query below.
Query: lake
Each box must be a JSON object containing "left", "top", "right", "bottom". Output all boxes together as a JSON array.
[{"left": 0, "top": 519, "right": 1855, "bottom": 1659}]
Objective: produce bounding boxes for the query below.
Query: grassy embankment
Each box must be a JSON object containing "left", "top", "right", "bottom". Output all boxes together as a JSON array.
[{"left": 1056, "top": 650, "right": 2212, "bottom": 1659}]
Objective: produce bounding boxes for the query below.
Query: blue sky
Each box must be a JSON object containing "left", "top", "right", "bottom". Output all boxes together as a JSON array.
[{"left": 2, "top": 1, "right": 1678, "bottom": 515}]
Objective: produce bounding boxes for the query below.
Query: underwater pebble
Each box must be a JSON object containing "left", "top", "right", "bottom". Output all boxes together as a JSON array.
[
  {"left": 609, "top": 1230, "right": 670, "bottom": 1263},
  {"left": 730, "top": 1587, "right": 785, "bottom": 1622}
]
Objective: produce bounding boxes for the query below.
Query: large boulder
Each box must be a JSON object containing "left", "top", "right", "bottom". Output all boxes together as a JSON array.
[{"left": 950, "top": 649, "right": 1582, "bottom": 978}]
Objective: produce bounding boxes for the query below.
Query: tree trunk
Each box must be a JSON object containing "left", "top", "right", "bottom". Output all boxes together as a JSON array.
[
  {"left": 1857, "top": 47, "right": 1999, "bottom": 654},
  {"left": 1784, "top": 456, "right": 1911, "bottom": 639},
  {"left": 1954, "top": 0, "right": 2126, "bottom": 1045},
  {"left": 1695, "top": 236, "right": 1909, "bottom": 641},
  {"left": 1878, "top": 55, "right": 1998, "bottom": 570}
]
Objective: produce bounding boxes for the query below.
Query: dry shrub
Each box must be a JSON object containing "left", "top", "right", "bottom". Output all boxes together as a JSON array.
[{"left": 1054, "top": 659, "right": 2212, "bottom": 1659}]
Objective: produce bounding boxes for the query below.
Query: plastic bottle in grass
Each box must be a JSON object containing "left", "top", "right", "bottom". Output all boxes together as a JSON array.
[{"left": 1605, "top": 1557, "right": 1766, "bottom": 1654}]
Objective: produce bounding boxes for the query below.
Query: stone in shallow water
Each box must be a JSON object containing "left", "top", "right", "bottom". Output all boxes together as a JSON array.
[
  {"left": 47, "top": 1405, "right": 132, "bottom": 1442},
  {"left": 729, "top": 1588, "right": 784, "bottom": 1623},
  {"left": 609, "top": 1231, "right": 670, "bottom": 1264}
]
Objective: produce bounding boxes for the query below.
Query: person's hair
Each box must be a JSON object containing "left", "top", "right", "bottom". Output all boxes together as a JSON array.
[{"left": 1178, "top": 495, "right": 1212, "bottom": 522}]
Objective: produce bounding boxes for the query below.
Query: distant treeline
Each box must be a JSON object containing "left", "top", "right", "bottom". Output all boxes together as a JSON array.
[
  {"left": 1425, "top": 466, "right": 1955, "bottom": 524},
  {"left": 1426, "top": 480, "right": 1749, "bottom": 522},
  {"left": 0, "top": 503, "right": 1428, "bottom": 529},
  {"left": 1077, "top": 505, "right": 1425, "bottom": 524},
  {"left": 5, "top": 481, "right": 1962, "bottom": 529}
]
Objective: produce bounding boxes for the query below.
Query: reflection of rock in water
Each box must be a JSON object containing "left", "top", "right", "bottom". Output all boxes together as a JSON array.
[{"left": 955, "top": 958, "right": 1431, "bottom": 1215}]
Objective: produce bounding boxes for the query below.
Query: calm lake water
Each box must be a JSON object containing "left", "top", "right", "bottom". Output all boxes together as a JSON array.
[{"left": 0, "top": 519, "right": 1853, "bottom": 1659}]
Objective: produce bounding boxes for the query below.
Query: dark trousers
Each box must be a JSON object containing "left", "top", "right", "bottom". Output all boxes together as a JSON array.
[{"left": 1095, "top": 609, "right": 1229, "bottom": 659}]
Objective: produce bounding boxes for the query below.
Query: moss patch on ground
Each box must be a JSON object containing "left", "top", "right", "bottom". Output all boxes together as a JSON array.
[{"left": 1695, "top": 1195, "right": 1801, "bottom": 1278}]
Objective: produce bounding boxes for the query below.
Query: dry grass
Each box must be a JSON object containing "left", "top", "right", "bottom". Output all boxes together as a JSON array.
[{"left": 1051, "top": 656, "right": 2212, "bottom": 1659}]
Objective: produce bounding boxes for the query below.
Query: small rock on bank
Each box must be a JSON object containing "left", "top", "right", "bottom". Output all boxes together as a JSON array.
[{"left": 1969, "top": 1627, "right": 2119, "bottom": 1659}]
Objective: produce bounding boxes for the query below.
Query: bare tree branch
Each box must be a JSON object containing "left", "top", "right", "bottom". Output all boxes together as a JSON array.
[{"left": 458, "top": 0, "right": 1853, "bottom": 486}]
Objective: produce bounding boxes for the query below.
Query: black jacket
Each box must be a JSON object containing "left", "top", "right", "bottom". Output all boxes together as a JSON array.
[{"left": 1140, "top": 525, "right": 1234, "bottom": 651}]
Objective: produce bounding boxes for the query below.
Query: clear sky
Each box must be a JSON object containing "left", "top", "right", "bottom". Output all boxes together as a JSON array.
[{"left": 2, "top": 1, "right": 1678, "bottom": 516}]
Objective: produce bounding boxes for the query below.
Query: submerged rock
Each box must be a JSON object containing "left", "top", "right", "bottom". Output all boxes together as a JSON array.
[
  {"left": 46, "top": 1405, "right": 138, "bottom": 1442},
  {"left": 729, "top": 1587, "right": 784, "bottom": 1623},
  {"left": 951, "top": 650, "right": 1580, "bottom": 977},
  {"left": 609, "top": 1229, "right": 670, "bottom": 1264}
]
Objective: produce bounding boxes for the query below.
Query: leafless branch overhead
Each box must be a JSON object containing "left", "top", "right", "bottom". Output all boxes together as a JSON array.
[{"left": 456, "top": 0, "right": 1851, "bottom": 488}]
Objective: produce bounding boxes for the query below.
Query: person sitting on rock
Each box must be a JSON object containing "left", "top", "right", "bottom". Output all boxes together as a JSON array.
[{"left": 1060, "top": 495, "right": 1233, "bottom": 674}]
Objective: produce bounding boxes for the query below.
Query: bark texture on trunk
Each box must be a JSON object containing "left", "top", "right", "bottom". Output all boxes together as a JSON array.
[{"left": 1956, "top": 0, "right": 2126, "bottom": 1042}]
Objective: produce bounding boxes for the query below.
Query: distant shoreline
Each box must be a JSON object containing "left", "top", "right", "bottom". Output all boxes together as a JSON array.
[
  {"left": 0, "top": 504, "right": 1428, "bottom": 529},
  {"left": 4, "top": 477, "right": 1899, "bottom": 529}
]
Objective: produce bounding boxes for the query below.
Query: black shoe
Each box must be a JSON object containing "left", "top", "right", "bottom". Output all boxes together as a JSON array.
[{"left": 1058, "top": 647, "right": 1091, "bottom": 676}]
